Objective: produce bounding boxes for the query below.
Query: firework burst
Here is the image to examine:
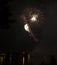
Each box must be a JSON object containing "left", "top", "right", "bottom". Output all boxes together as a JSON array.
[{"left": 20, "top": 7, "right": 45, "bottom": 42}]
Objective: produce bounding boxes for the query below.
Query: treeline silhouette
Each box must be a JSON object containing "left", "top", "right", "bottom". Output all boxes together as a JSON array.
[{"left": 0, "top": 53, "right": 57, "bottom": 65}]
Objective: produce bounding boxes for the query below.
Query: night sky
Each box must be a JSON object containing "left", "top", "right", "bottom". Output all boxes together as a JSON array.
[{"left": 0, "top": 0, "right": 57, "bottom": 64}]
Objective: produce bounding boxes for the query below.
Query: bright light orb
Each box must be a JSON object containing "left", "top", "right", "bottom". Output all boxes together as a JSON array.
[
  {"left": 30, "top": 14, "right": 38, "bottom": 22},
  {"left": 24, "top": 24, "right": 30, "bottom": 33}
]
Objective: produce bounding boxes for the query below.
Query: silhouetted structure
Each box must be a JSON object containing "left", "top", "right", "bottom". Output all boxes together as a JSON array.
[{"left": 50, "top": 56, "right": 57, "bottom": 65}]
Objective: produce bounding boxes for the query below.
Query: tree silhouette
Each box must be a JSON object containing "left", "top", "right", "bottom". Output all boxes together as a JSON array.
[{"left": 50, "top": 56, "right": 57, "bottom": 65}]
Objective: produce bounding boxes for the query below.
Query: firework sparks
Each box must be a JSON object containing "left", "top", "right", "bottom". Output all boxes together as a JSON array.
[
  {"left": 20, "top": 7, "right": 45, "bottom": 42},
  {"left": 24, "top": 23, "right": 39, "bottom": 42},
  {"left": 24, "top": 24, "right": 30, "bottom": 33},
  {"left": 30, "top": 14, "right": 38, "bottom": 22}
]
